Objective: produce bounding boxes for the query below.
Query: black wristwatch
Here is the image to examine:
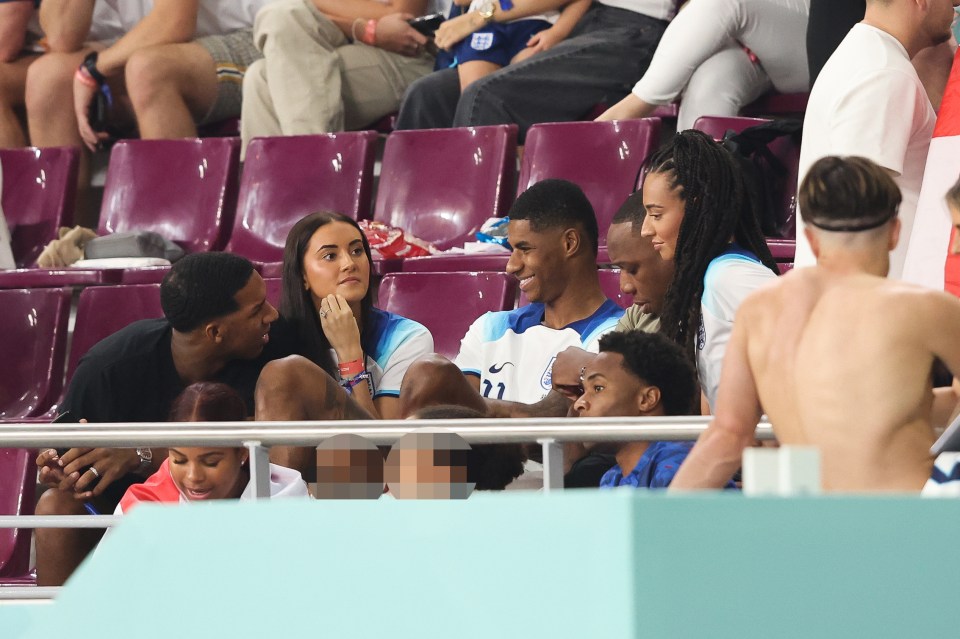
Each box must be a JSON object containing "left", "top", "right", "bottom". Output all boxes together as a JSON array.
[{"left": 81, "top": 51, "right": 108, "bottom": 87}]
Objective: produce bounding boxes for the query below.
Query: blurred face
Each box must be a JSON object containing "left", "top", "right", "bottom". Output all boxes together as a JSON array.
[
  {"left": 506, "top": 219, "right": 568, "bottom": 303},
  {"left": 640, "top": 172, "right": 685, "bottom": 262},
  {"left": 606, "top": 221, "right": 674, "bottom": 315},
  {"left": 950, "top": 204, "right": 960, "bottom": 255},
  {"left": 573, "top": 352, "right": 645, "bottom": 418},
  {"left": 213, "top": 272, "right": 279, "bottom": 360},
  {"left": 302, "top": 222, "right": 370, "bottom": 310},
  {"left": 168, "top": 447, "right": 248, "bottom": 501},
  {"left": 920, "top": 0, "right": 959, "bottom": 47}
]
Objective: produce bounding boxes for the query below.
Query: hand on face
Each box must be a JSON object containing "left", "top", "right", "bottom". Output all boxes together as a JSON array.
[{"left": 318, "top": 293, "right": 363, "bottom": 362}]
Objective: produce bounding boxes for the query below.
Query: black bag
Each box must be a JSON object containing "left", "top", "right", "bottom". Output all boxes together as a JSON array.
[{"left": 721, "top": 119, "right": 802, "bottom": 238}]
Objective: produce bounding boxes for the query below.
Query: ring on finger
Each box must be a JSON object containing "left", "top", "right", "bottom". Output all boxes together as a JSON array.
[{"left": 89, "top": 466, "right": 100, "bottom": 478}]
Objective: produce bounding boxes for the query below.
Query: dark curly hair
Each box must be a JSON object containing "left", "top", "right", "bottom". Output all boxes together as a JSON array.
[
  {"left": 598, "top": 330, "right": 698, "bottom": 416},
  {"left": 645, "top": 130, "right": 778, "bottom": 361},
  {"left": 279, "top": 211, "right": 375, "bottom": 377},
  {"left": 610, "top": 190, "right": 646, "bottom": 228},
  {"left": 412, "top": 405, "right": 526, "bottom": 491},
  {"left": 160, "top": 252, "right": 255, "bottom": 332},
  {"left": 511, "top": 178, "right": 599, "bottom": 255},
  {"left": 168, "top": 382, "right": 249, "bottom": 421}
]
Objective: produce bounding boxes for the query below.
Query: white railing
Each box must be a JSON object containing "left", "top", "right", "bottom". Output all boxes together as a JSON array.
[{"left": 0, "top": 417, "right": 773, "bottom": 601}]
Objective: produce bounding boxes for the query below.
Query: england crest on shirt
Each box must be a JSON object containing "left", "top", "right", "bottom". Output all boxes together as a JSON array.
[
  {"left": 471, "top": 32, "right": 494, "bottom": 51},
  {"left": 540, "top": 356, "right": 556, "bottom": 391}
]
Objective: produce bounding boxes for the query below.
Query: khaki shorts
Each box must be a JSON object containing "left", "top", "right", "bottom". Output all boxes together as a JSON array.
[{"left": 196, "top": 28, "right": 262, "bottom": 125}]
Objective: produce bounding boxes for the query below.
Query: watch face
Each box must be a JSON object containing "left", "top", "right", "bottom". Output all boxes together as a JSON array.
[{"left": 137, "top": 447, "right": 153, "bottom": 462}]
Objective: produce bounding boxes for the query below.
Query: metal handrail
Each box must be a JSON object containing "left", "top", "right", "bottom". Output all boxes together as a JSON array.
[{"left": 0, "top": 416, "right": 772, "bottom": 447}]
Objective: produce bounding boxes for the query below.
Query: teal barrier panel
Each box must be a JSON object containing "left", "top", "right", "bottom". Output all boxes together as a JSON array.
[
  {"left": 0, "top": 603, "right": 42, "bottom": 635},
  {"left": 15, "top": 491, "right": 960, "bottom": 638}
]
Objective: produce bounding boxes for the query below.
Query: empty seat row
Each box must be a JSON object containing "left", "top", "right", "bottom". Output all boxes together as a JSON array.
[{"left": 0, "top": 116, "right": 799, "bottom": 289}]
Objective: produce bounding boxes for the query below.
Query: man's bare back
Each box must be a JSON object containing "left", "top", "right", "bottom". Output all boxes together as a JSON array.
[{"left": 740, "top": 266, "right": 960, "bottom": 491}]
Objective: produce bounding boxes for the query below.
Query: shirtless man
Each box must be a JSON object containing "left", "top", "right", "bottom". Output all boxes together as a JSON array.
[{"left": 671, "top": 155, "right": 960, "bottom": 492}]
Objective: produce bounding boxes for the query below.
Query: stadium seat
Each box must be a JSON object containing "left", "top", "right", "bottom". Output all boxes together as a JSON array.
[
  {"left": 0, "top": 288, "right": 71, "bottom": 420},
  {"left": 0, "top": 448, "right": 36, "bottom": 583},
  {"left": 374, "top": 125, "right": 518, "bottom": 252},
  {"left": 378, "top": 272, "right": 518, "bottom": 360},
  {"left": 0, "top": 146, "right": 78, "bottom": 268},
  {"left": 66, "top": 284, "right": 164, "bottom": 381},
  {"left": 101, "top": 138, "right": 241, "bottom": 254},
  {"left": 599, "top": 269, "right": 632, "bottom": 309},
  {"left": 265, "top": 278, "right": 282, "bottom": 308},
  {"left": 400, "top": 253, "right": 510, "bottom": 273},
  {"left": 518, "top": 119, "right": 661, "bottom": 247},
  {"left": 228, "top": 133, "right": 378, "bottom": 278},
  {"left": 0, "top": 138, "right": 241, "bottom": 288},
  {"left": 693, "top": 115, "right": 800, "bottom": 257}
]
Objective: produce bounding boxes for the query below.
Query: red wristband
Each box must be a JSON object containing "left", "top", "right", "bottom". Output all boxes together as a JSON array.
[
  {"left": 74, "top": 67, "right": 98, "bottom": 89},
  {"left": 363, "top": 19, "right": 377, "bottom": 46},
  {"left": 338, "top": 358, "right": 365, "bottom": 378}
]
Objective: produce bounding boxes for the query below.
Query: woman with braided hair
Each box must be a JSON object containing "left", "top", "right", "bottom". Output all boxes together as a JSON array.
[{"left": 641, "top": 129, "right": 779, "bottom": 410}]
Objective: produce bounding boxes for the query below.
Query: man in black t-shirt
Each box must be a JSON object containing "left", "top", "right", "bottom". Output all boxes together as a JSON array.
[{"left": 34, "top": 252, "right": 285, "bottom": 586}]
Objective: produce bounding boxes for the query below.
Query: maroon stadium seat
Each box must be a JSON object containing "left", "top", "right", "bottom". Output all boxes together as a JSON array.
[
  {"left": 0, "top": 146, "right": 78, "bottom": 267},
  {"left": 374, "top": 125, "right": 517, "bottom": 251},
  {"left": 0, "top": 288, "right": 71, "bottom": 420},
  {"left": 66, "top": 284, "right": 164, "bottom": 381},
  {"left": 400, "top": 253, "right": 510, "bottom": 273},
  {"left": 0, "top": 139, "right": 241, "bottom": 288},
  {"left": 693, "top": 115, "right": 800, "bottom": 255},
  {"left": 518, "top": 119, "right": 661, "bottom": 248},
  {"left": 378, "top": 272, "right": 518, "bottom": 360},
  {"left": 0, "top": 448, "right": 36, "bottom": 583},
  {"left": 228, "top": 133, "right": 378, "bottom": 277},
  {"left": 100, "top": 138, "right": 241, "bottom": 254}
]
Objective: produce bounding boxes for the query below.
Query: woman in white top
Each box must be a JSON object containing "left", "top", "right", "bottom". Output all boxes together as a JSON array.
[
  {"left": 598, "top": 0, "right": 810, "bottom": 131},
  {"left": 640, "top": 130, "right": 779, "bottom": 409}
]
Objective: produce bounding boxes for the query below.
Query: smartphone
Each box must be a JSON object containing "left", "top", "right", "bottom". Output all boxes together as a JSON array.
[{"left": 408, "top": 13, "right": 445, "bottom": 36}]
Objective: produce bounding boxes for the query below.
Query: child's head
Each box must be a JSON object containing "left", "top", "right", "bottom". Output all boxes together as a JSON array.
[{"left": 166, "top": 383, "right": 250, "bottom": 501}]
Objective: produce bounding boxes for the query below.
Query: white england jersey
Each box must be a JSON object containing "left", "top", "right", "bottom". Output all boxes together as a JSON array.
[
  {"left": 336, "top": 309, "right": 433, "bottom": 399},
  {"left": 456, "top": 300, "right": 624, "bottom": 404},
  {"left": 698, "top": 245, "right": 777, "bottom": 410}
]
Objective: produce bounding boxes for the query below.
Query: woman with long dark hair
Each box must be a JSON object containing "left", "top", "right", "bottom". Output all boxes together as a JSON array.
[
  {"left": 279, "top": 211, "right": 433, "bottom": 420},
  {"left": 640, "top": 130, "right": 780, "bottom": 410}
]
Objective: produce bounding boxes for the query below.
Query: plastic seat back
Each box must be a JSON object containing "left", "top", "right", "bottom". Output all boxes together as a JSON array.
[
  {"left": 0, "top": 448, "right": 36, "bottom": 580},
  {"left": 0, "top": 146, "right": 79, "bottom": 267},
  {"left": 227, "top": 133, "right": 378, "bottom": 263},
  {"left": 68, "top": 284, "right": 164, "bottom": 380},
  {"left": 374, "top": 126, "right": 517, "bottom": 251},
  {"left": 693, "top": 115, "right": 800, "bottom": 239},
  {"left": 99, "top": 138, "right": 241, "bottom": 254},
  {"left": 518, "top": 119, "right": 661, "bottom": 246},
  {"left": 378, "top": 272, "right": 518, "bottom": 360},
  {"left": 0, "top": 288, "right": 71, "bottom": 419}
]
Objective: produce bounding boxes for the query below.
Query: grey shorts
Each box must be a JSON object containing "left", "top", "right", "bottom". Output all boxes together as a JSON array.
[{"left": 196, "top": 28, "right": 262, "bottom": 125}]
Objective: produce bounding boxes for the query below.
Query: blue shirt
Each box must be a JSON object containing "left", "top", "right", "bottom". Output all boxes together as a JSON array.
[{"left": 599, "top": 442, "right": 694, "bottom": 489}]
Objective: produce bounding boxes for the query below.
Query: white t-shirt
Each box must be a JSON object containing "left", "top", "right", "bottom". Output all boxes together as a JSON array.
[
  {"left": 99, "top": 0, "right": 278, "bottom": 37},
  {"left": 795, "top": 23, "right": 936, "bottom": 278},
  {"left": 698, "top": 246, "right": 777, "bottom": 410},
  {"left": 596, "top": 0, "right": 675, "bottom": 21},
  {"left": 455, "top": 300, "right": 624, "bottom": 404},
  {"left": 336, "top": 309, "right": 433, "bottom": 399},
  {"left": 0, "top": 160, "right": 13, "bottom": 270},
  {"left": 25, "top": 1, "right": 125, "bottom": 43}
]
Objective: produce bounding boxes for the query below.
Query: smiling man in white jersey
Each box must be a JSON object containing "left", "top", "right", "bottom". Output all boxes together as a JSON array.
[
  {"left": 671, "top": 156, "right": 960, "bottom": 492},
  {"left": 400, "top": 179, "right": 623, "bottom": 417}
]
